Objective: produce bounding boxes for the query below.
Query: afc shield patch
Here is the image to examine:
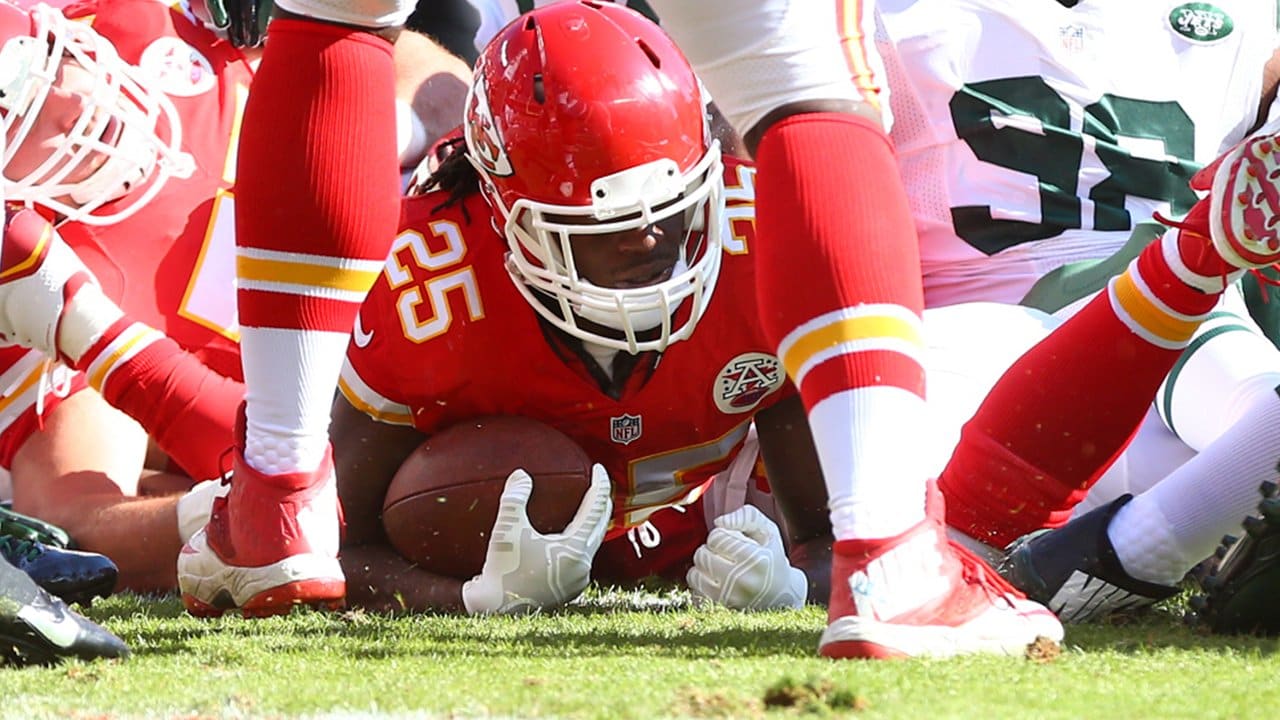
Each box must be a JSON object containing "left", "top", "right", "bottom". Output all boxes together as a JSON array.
[
  {"left": 713, "top": 352, "right": 784, "bottom": 414},
  {"left": 610, "top": 414, "right": 643, "bottom": 445},
  {"left": 138, "top": 37, "right": 216, "bottom": 98}
]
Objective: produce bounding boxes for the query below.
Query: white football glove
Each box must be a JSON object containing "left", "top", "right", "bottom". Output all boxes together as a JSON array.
[
  {"left": 686, "top": 505, "right": 807, "bottom": 611},
  {"left": 274, "top": 0, "right": 416, "bottom": 29},
  {"left": 461, "top": 464, "right": 613, "bottom": 615}
]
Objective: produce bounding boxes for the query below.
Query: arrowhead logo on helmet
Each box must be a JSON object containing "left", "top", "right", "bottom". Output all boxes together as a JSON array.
[{"left": 463, "top": 72, "right": 513, "bottom": 179}]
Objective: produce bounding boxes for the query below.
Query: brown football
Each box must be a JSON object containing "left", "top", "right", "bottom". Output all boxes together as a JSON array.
[{"left": 381, "top": 415, "right": 594, "bottom": 580}]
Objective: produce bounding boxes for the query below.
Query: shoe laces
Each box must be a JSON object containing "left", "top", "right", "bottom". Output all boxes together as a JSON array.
[
  {"left": 1152, "top": 209, "right": 1280, "bottom": 287},
  {"left": 950, "top": 539, "right": 1025, "bottom": 607},
  {"left": 0, "top": 534, "right": 43, "bottom": 564},
  {"left": 34, "top": 360, "right": 49, "bottom": 427}
]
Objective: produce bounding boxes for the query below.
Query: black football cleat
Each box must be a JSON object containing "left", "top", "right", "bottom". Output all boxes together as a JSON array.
[
  {"left": 0, "top": 535, "right": 118, "bottom": 606},
  {"left": 0, "top": 503, "right": 73, "bottom": 549},
  {"left": 1188, "top": 481, "right": 1280, "bottom": 635},
  {"left": 997, "top": 495, "right": 1177, "bottom": 623},
  {"left": 0, "top": 554, "right": 128, "bottom": 666}
]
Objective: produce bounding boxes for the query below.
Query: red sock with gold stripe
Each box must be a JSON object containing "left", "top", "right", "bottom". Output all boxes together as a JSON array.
[
  {"left": 941, "top": 220, "right": 1227, "bottom": 547},
  {"left": 71, "top": 319, "right": 242, "bottom": 482},
  {"left": 235, "top": 19, "right": 400, "bottom": 479},
  {"left": 755, "top": 112, "right": 928, "bottom": 540}
]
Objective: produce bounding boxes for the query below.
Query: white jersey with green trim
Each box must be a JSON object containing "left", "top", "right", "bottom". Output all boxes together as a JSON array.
[{"left": 875, "top": 0, "right": 1280, "bottom": 307}]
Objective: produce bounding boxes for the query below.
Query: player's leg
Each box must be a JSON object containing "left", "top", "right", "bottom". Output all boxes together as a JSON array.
[
  {"left": 178, "top": 11, "right": 403, "bottom": 616},
  {"left": 0, "top": 206, "right": 243, "bottom": 482},
  {"left": 0, "top": 206, "right": 248, "bottom": 591},
  {"left": 8, "top": 389, "right": 179, "bottom": 594},
  {"left": 1007, "top": 306, "right": 1280, "bottom": 622},
  {"left": 940, "top": 197, "right": 1249, "bottom": 550},
  {"left": 650, "top": 0, "right": 1061, "bottom": 658},
  {"left": 71, "top": 323, "right": 243, "bottom": 484},
  {"left": 1108, "top": 292, "right": 1280, "bottom": 586},
  {"left": 957, "top": 129, "right": 1280, "bottom": 617}
]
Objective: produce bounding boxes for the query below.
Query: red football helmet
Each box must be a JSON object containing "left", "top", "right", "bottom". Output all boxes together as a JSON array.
[
  {"left": 464, "top": 0, "right": 724, "bottom": 353},
  {"left": 0, "top": 2, "right": 193, "bottom": 224}
]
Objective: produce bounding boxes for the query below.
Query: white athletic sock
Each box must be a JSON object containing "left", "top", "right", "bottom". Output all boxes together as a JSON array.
[
  {"left": 1157, "top": 290, "right": 1280, "bottom": 450},
  {"left": 57, "top": 284, "right": 125, "bottom": 365},
  {"left": 239, "top": 326, "right": 350, "bottom": 475},
  {"left": 1109, "top": 391, "right": 1280, "bottom": 585},
  {"left": 812, "top": 387, "right": 929, "bottom": 540}
]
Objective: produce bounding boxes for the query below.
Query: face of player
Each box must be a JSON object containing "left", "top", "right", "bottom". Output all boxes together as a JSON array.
[
  {"left": 5, "top": 57, "right": 114, "bottom": 191},
  {"left": 562, "top": 213, "right": 687, "bottom": 290}
]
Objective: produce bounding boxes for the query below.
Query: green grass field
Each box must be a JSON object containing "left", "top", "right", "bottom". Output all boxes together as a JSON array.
[{"left": 3, "top": 587, "right": 1278, "bottom": 719}]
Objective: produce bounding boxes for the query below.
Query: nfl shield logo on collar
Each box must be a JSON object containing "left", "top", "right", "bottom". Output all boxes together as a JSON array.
[{"left": 610, "top": 414, "right": 643, "bottom": 445}]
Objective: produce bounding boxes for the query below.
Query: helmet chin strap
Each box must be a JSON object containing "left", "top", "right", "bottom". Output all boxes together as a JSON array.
[{"left": 66, "top": 122, "right": 156, "bottom": 207}]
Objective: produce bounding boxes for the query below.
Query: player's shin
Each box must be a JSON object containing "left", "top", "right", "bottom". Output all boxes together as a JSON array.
[
  {"left": 67, "top": 320, "right": 243, "bottom": 483},
  {"left": 755, "top": 112, "right": 930, "bottom": 544},
  {"left": 753, "top": 113, "right": 1060, "bottom": 657},
  {"left": 179, "top": 18, "right": 401, "bottom": 616},
  {"left": 941, "top": 205, "right": 1235, "bottom": 547}
]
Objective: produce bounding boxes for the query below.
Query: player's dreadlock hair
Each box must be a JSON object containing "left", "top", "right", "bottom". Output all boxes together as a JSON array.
[{"left": 408, "top": 136, "right": 482, "bottom": 223}]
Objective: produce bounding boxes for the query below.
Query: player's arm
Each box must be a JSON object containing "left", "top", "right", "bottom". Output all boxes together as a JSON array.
[
  {"left": 391, "top": 29, "right": 472, "bottom": 168},
  {"left": 330, "top": 395, "right": 474, "bottom": 613},
  {"left": 1251, "top": 47, "right": 1280, "bottom": 133},
  {"left": 755, "top": 394, "right": 833, "bottom": 604}
]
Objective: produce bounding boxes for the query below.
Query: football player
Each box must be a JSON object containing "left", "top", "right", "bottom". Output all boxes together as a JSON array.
[
  {"left": 639, "top": 0, "right": 1058, "bottom": 658},
  {"left": 0, "top": 0, "right": 469, "bottom": 594},
  {"left": 328, "top": 0, "right": 1065, "bottom": 658},
  {"left": 870, "top": 0, "right": 1280, "bottom": 622}
]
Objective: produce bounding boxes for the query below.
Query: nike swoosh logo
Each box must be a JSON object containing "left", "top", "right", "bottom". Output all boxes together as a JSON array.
[
  {"left": 352, "top": 314, "right": 374, "bottom": 348},
  {"left": 17, "top": 602, "right": 79, "bottom": 649}
]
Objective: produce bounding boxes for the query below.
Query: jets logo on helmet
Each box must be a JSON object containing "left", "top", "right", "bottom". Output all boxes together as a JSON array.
[{"left": 463, "top": 72, "right": 513, "bottom": 178}]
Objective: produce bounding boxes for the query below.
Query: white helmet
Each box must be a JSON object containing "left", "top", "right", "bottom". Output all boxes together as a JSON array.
[{"left": 0, "top": 3, "right": 194, "bottom": 224}]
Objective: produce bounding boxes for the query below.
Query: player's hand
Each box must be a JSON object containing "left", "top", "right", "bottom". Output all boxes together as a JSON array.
[
  {"left": 461, "top": 464, "right": 612, "bottom": 615},
  {"left": 186, "top": 0, "right": 273, "bottom": 47},
  {"left": 686, "top": 505, "right": 807, "bottom": 610},
  {"left": 274, "top": 0, "right": 416, "bottom": 29}
]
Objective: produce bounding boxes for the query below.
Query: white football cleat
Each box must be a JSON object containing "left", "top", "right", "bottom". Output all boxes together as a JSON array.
[{"left": 0, "top": 209, "right": 98, "bottom": 358}]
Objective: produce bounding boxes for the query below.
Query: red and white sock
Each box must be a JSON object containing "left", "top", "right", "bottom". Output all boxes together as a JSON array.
[
  {"left": 234, "top": 20, "right": 400, "bottom": 480},
  {"left": 71, "top": 318, "right": 243, "bottom": 482},
  {"left": 941, "top": 214, "right": 1231, "bottom": 547},
  {"left": 755, "top": 112, "right": 928, "bottom": 541},
  {"left": 56, "top": 283, "right": 124, "bottom": 366}
]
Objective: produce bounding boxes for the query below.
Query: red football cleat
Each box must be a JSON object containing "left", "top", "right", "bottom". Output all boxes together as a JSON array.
[
  {"left": 177, "top": 435, "right": 345, "bottom": 618},
  {"left": 820, "top": 482, "right": 1063, "bottom": 659},
  {"left": 1205, "top": 134, "right": 1280, "bottom": 269}
]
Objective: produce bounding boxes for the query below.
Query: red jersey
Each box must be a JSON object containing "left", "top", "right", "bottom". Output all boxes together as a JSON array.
[
  {"left": 0, "top": 0, "right": 251, "bottom": 468},
  {"left": 61, "top": 0, "right": 251, "bottom": 378},
  {"left": 341, "top": 158, "right": 792, "bottom": 532}
]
